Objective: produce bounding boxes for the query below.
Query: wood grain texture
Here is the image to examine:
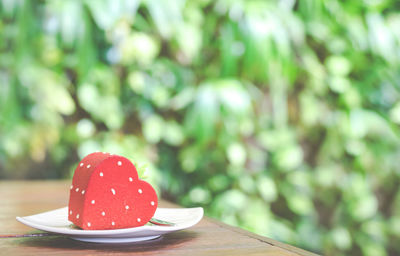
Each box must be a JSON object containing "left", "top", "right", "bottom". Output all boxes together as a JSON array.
[{"left": 0, "top": 181, "right": 320, "bottom": 256}]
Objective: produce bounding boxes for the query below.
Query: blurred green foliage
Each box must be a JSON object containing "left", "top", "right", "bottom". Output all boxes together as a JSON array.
[{"left": 1, "top": 0, "right": 400, "bottom": 255}]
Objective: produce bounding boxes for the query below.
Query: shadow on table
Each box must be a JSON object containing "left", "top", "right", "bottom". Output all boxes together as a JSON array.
[{"left": 12, "top": 231, "right": 198, "bottom": 252}]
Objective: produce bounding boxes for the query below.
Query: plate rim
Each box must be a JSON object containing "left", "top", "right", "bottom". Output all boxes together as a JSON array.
[{"left": 16, "top": 206, "right": 203, "bottom": 236}]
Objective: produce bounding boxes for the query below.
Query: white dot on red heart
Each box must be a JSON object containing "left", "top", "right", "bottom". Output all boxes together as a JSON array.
[
  {"left": 87, "top": 222, "right": 91, "bottom": 227},
  {"left": 75, "top": 188, "right": 79, "bottom": 192},
  {"left": 137, "top": 218, "right": 141, "bottom": 222},
  {"left": 151, "top": 201, "right": 155, "bottom": 206},
  {"left": 70, "top": 185, "right": 73, "bottom": 190},
  {"left": 111, "top": 188, "right": 116, "bottom": 195},
  {"left": 101, "top": 211, "right": 105, "bottom": 216},
  {"left": 81, "top": 190, "right": 85, "bottom": 195},
  {"left": 112, "top": 221, "right": 115, "bottom": 226},
  {"left": 76, "top": 214, "right": 79, "bottom": 219},
  {"left": 125, "top": 205, "right": 129, "bottom": 210},
  {"left": 91, "top": 200, "right": 95, "bottom": 204},
  {"left": 80, "top": 163, "right": 84, "bottom": 167},
  {"left": 138, "top": 189, "right": 142, "bottom": 194},
  {"left": 87, "top": 164, "right": 91, "bottom": 168},
  {"left": 69, "top": 210, "right": 72, "bottom": 215},
  {"left": 100, "top": 172, "right": 103, "bottom": 177},
  {"left": 129, "top": 177, "right": 133, "bottom": 182},
  {"left": 117, "top": 161, "right": 122, "bottom": 166}
]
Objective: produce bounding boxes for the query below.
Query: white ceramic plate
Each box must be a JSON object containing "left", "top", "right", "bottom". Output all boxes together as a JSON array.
[{"left": 16, "top": 207, "right": 203, "bottom": 243}]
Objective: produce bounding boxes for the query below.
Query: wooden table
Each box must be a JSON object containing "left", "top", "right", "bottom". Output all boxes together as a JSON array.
[{"left": 0, "top": 181, "right": 319, "bottom": 256}]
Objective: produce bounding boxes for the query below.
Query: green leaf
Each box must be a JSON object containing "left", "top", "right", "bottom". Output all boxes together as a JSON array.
[
  {"left": 143, "top": 115, "right": 164, "bottom": 144},
  {"left": 257, "top": 175, "right": 277, "bottom": 202}
]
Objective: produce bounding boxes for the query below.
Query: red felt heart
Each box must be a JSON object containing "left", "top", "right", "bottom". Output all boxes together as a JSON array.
[{"left": 68, "top": 152, "right": 158, "bottom": 230}]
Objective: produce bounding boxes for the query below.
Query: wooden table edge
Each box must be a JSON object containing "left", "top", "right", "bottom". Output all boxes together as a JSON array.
[{"left": 206, "top": 217, "right": 321, "bottom": 256}]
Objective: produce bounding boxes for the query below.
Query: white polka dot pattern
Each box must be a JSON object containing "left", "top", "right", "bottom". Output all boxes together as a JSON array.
[{"left": 68, "top": 152, "right": 158, "bottom": 230}]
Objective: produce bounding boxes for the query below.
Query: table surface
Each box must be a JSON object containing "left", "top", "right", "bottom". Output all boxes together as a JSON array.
[{"left": 0, "top": 181, "right": 319, "bottom": 256}]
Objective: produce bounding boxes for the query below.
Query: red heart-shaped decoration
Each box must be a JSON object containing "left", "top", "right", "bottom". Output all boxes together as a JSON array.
[{"left": 68, "top": 152, "right": 158, "bottom": 230}]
